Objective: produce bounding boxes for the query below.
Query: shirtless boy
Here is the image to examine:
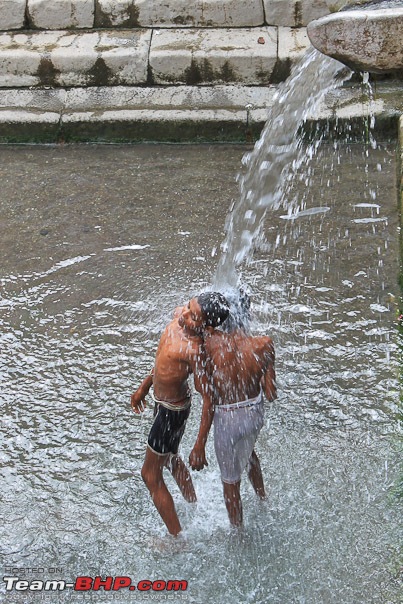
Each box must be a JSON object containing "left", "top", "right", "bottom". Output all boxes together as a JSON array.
[
  {"left": 189, "top": 293, "right": 276, "bottom": 527},
  {"left": 131, "top": 292, "right": 229, "bottom": 536}
]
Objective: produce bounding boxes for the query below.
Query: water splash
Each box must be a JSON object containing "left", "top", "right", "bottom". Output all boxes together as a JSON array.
[{"left": 213, "top": 48, "right": 352, "bottom": 289}]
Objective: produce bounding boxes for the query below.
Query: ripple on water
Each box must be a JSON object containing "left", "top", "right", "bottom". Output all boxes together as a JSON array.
[{"left": 0, "top": 142, "right": 401, "bottom": 604}]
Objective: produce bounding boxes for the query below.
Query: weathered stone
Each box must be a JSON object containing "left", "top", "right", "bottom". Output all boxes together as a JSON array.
[
  {"left": 95, "top": 0, "right": 264, "bottom": 28},
  {"left": 0, "top": 30, "right": 151, "bottom": 87},
  {"left": 0, "top": 0, "right": 26, "bottom": 30},
  {"left": 307, "top": 7, "right": 403, "bottom": 73},
  {"left": 0, "top": 87, "right": 65, "bottom": 114},
  {"left": 27, "top": 0, "right": 95, "bottom": 29},
  {"left": 64, "top": 84, "right": 275, "bottom": 112},
  {"left": 263, "top": 0, "right": 347, "bottom": 27},
  {"left": 0, "top": 81, "right": 402, "bottom": 143},
  {"left": 0, "top": 34, "right": 40, "bottom": 87},
  {"left": 94, "top": 0, "right": 140, "bottom": 27},
  {"left": 271, "top": 26, "right": 310, "bottom": 81},
  {"left": 300, "top": 0, "right": 348, "bottom": 25},
  {"left": 278, "top": 27, "right": 310, "bottom": 63},
  {"left": 62, "top": 84, "right": 274, "bottom": 141},
  {"left": 149, "top": 28, "right": 278, "bottom": 85},
  {"left": 0, "top": 87, "right": 64, "bottom": 141}
]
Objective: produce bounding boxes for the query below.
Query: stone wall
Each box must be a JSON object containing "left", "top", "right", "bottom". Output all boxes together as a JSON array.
[
  {"left": 0, "top": 0, "right": 346, "bottom": 90},
  {"left": 0, "top": 0, "right": 401, "bottom": 143},
  {"left": 1, "top": 1, "right": 346, "bottom": 31}
]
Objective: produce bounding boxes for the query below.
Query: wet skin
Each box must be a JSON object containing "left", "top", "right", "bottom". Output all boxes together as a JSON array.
[
  {"left": 131, "top": 298, "right": 212, "bottom": 536},
  {"left": 189, "top": 326, "right": 276, "bottom": 527}
]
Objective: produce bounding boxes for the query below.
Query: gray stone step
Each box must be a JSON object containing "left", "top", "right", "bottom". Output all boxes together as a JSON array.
[
  {"left": 0, "top": 0, "right": 343, "bottom": 31},
  {"left": 0, "top": 30, "right": 151, "bottom": 87},
  {"left": 96, "top": 0, "right": 265, "bottom": 28},
  {"left": 1, "top": 81, "right": 401, "bottom": 143},
  {"left": 149, "top": 28, "right": 278, "bottom": 86},
  {"left": 0, "top": 27, "right": 309, "bottom": 88}
]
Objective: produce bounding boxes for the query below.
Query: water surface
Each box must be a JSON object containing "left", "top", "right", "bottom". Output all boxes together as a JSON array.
[{"left": 0, "top": 143, "right": 401, "bottom": 604}]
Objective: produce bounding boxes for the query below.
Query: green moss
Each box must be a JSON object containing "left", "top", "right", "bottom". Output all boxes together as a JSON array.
[
  {"left": 87, "top": 57, "right": 115, "bottom": 86},
  {"left": 95, "top": 2, "right": 140, "bottom": 28},
  {"left": 126, "top": 4, "right": 140, "bottom": 27},
  {"left": 36, "top": 56, "right": 60, "bottom": 87},
  {"left": 173, "top": 15, "right": 195, "bottom": 25},
  {"left": 220, "top": 61, "right": 236, "bottom": 82},
  {"left": 184, "top": 58, "right": 237, "bottom": 84},
  {"left": 93, "top": 6, "right": 113, "bottom": 28},
  {"left": 294, "top": 1, "right": 303, "bottom": 27},
  {"left": 185, "top": 58, "right": 213, "bottom": 86},
  {"left": 270, "top": 59, "right": 291, "bottom": 84},
  {"left": 58, "top": 118, "right": 260, "bottom": 144}
]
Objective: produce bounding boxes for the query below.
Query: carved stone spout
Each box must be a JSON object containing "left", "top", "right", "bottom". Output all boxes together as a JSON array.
[{"left": 307, "top": 1, "right": 403, "bottom": 74}]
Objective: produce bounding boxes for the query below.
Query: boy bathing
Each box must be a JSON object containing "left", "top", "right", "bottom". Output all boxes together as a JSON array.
[
  {"left": 131, "top": 292, "right": 229, "bottom": 536},
  {"left": 189, "top": 292, "right": 276, "bottom": 527}
]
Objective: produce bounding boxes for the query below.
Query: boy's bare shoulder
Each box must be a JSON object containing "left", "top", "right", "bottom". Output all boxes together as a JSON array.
[
  {"left": 252, "top": 335, "right": 275, "bottom": 357},
  {"left": 203, "top": 328, "right": 226, "bottom": 350}
]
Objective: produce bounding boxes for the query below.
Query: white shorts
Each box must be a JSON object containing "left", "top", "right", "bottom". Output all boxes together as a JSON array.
[{"left": 214, "top": 395, "right": 264, "bottom": 484}]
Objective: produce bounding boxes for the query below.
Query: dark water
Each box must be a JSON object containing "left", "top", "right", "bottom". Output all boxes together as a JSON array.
[{"left": 0, "top": 143, "right": 401, "bottom": 604}]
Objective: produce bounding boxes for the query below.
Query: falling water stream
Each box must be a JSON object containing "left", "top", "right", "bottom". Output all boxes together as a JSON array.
[
  {"left": 213, "top": 48, "right": 349, "bottom": 288},
  {"left": 0, "top": 50, "right": 402, "bottom": 604}
]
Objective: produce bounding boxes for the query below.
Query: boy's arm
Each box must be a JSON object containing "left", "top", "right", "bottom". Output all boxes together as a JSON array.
[
  {"left": 263, "top": 362, "right": 277, "bottom": 402},
  {"left": 131, "top": 370, "right": 153, "bottom": 414},
  {"left": 189, "top": 347, "right": 214, "bottom": 470},
  {"left": 189, "top": 390, "right": 214, "bottom": 470},
  {"left": 261, "top": 339, "right": 277, "bottom": 402}
]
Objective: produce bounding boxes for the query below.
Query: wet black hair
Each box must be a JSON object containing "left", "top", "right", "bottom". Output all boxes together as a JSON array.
[{"left": 197, "top": 292, "right": 230, "bottom": 327}]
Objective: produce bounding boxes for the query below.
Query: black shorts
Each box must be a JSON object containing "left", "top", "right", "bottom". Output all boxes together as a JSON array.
[{"left": 147, "top": 403, "right": 191, "bottom": 455}]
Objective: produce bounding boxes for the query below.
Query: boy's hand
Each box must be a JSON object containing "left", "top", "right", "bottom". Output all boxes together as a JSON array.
[
  {"left": 131, "top": 391, "right": 147, "bottom": 413},
  {"left": 189, "top": 445, "right": 208, "bottom": 471}
]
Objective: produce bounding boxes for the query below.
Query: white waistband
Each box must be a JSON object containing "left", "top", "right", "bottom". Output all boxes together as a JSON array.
[
  {"left": 216, "top": 391, "right": 262, "bottom": 411},
  {"left": 151, "top": 391, "right": 191, "bottom": 411}
]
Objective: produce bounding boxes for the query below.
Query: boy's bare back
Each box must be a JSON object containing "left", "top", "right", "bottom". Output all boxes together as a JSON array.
[{"left": 204, "top": 329, "right": 276, "bottom": 404}]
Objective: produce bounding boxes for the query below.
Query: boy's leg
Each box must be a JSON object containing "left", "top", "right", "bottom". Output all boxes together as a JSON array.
[
  {"left": 141, "top": 447, "right": 182, "bottom": 536},
  {"left": 222, "top": 481, "right": 243, "bottom": 527},
  {"left": 166, "top": 454, "right": 197, "bottom": 503},
  {"left": 247, "top": 449, "right": 266, "bottom": 499}
]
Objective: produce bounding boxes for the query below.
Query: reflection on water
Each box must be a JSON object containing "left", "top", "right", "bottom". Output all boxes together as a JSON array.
[{"left": 0, "top": 143, "right": 402, "bottom": 603}]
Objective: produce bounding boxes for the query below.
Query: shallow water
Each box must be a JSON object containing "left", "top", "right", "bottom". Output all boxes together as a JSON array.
[{"left": 0, "top": 143, "right": 402, "bottom": 604}]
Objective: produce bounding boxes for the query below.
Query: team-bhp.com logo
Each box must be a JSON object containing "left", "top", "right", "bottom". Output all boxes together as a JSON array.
[{"left": 3, "top": 576, "right": 188, "bottom": 593}]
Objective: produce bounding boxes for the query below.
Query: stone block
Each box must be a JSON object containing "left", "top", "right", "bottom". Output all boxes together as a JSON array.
[
  {"left": 61, "top": 84, "right": 275, "bottom": 142},
  {"left": 301, "top": 0, "right": 347, "bottom": 25},
  {"left": 271, "top": 26, "right": 310, "bottom": 81},
  {"left": 94, "top": 0, "right": 140, "bottom": 27},
  {"left": 263, "top": 0, "right": 346, "bottom": 27},
  {"left": 149, "top": 28, "right": 278, "bottom": 85},
  {"left": 278, "top": 27, "right": 310, "bottom": 63},
  {"left": 0, "top": 30, "right": 151, "bottom": 87},
  {"left": 307, "top": 8, "right": 403, "bottom": 73},
  {"left": 0, "top": 34, "right": 40, "bottom": 87},
  {"left": 0, "top": 87, "right": 66, "bottom": 113},
  {"left": 27, "top": 0, "right": 94, "bottom": 30},
  {"left": 64, "top": 84, "right": 275, "bottom": 112},
  {"left": 0, "top": 0, "right": 26, "bottom": 30},
  {"left": 94, "top": 0, "right": 264, "bottom": 28},
  {"left": 0, "top": 88, "right": 65, "bottom": 141}
]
